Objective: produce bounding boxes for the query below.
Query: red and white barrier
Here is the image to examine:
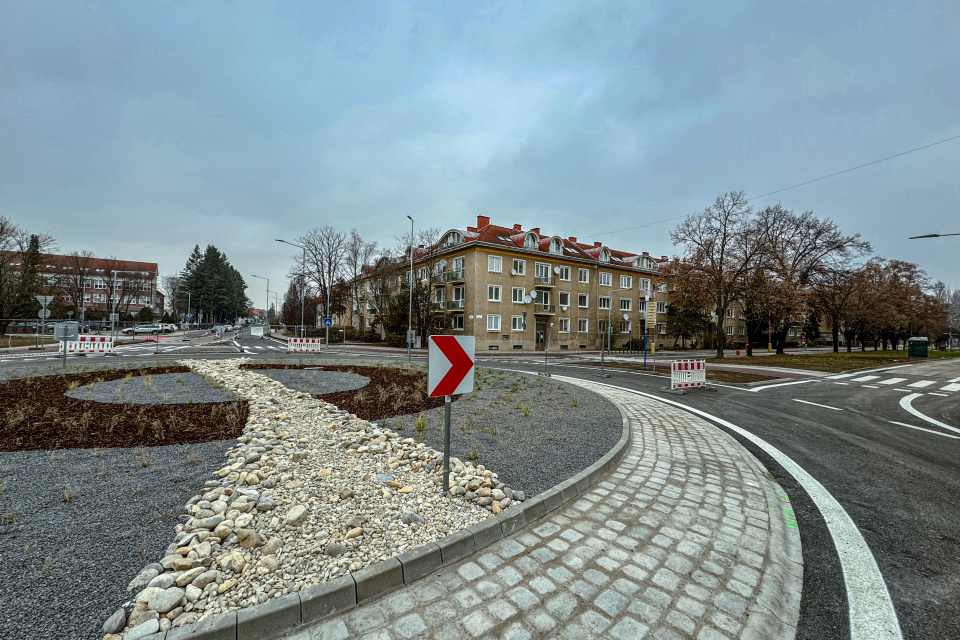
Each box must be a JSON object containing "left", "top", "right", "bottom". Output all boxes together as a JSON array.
[
  {"left": 671, "top": 359, "right": 706, "bottom": 390},
  {"left": 287, "top": 338, "right": 323, "bottom": 352},
  {"left": 59, "top": 335, "right": 115, "bottom": 355}
]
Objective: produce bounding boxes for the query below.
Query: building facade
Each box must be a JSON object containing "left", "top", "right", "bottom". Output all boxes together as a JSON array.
[
  {"left": 37, "top": 255, "right": 163, "bottom": 318},
  {"left": 357, "top": 215, "right": 673, "bottom": 352}
]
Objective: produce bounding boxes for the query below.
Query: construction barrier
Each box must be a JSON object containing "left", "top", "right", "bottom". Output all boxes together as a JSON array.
[
  {"left": 59, "top": 335, "right": 115, "bottom": 355},
  {"left": 671, "top": 359, "right": 706, "bottom": 390},
  {"left": 250, "top": 326, "right": 264, "bottom": 337},
  {"left": 287, "top": 338, "right": 323, "bottom": 352}
]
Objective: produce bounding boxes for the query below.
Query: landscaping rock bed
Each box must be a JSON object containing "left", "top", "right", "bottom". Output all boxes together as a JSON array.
[
  {"left": 65, "top": 372, "right": 238, "bottom": 405},
  {"left": 0, "top": 439, "right": 232, "bottom": 640},
  {"left": 250, "top": 368, "right": 370, "bottom": 396}
]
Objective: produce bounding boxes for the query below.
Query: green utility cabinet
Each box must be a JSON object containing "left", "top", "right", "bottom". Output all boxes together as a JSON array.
[{"left": 907, "top": 337, "right": 929, "bottom": 358}]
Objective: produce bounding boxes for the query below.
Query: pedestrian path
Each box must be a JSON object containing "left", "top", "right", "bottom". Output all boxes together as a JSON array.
[
  {"left": 825, "top": 371, "right": 959, "bottom": 394},
  {"left": 281, "top": 381, "right": 802, "bottom": 640}
]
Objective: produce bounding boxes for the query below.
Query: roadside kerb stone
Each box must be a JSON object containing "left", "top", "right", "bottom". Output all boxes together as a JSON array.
[{"left": 273, "top": 377, "right": 801, "bottom": 640}]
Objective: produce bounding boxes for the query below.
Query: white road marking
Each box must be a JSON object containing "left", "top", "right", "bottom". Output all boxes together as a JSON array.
[
  {"left": 928, "top": 392, "right": 949, "bottom": 397},
  {"left": 793, "top": 399, "right": 844, "bottom": 411},
  {"left": 899, "top": 394, "right": 960, "bottom": 435},
  {"left": 850, "top": 375, "right": 880, "bottom": 382},
  {"left": 556, "top": 377, "right": 903, "bottom": 640},
  {"left": 833, "top": 382, "right": 850, "bottom": 385},
  {"left": 877, "top": 378, "right": 907, "bottom": 385},
  {"left": 940, "top": 383, "right": 960, "bottom": 392},
  {"left": 862, "top": 385, "right": 879, "bottom": 389},
  {"left": 894, "top": 389, "right": 913, "bottom": 393},
  {"left": 948, "top": 376, "right": 960, "bottom": 383},
  {"left": 888, "top": 421, "right": 960, "bottom": 440},
  {"left": 907, "top": 380, "right": 935, "bottom": 388},
  {"left": 750, "top": 379, "right": 816, "bottom": 392},
  {"left": 827, "top": 373, "right": 857, "bottom": 379}
]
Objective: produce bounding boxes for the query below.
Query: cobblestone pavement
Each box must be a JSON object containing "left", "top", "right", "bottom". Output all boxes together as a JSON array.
[{"left": 281, "top": 380, "right": 803, "bottom": 640}]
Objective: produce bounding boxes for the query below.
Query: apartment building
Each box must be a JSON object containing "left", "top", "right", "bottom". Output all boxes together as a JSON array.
[
  {"left": 360, "top": 215, "right": 672, "bottom": 352},
  {"left": 35, "top": 254, "right": 163, "bottom": 316}
]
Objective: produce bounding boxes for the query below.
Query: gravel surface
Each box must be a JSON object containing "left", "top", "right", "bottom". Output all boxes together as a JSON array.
[
  {"left": 64, "top": 372, "right": 238, "bottom": 405},
  {"left": 0, "top": 440, "right": 233, "bottom": 640},
  {"left": 250, "top": 368, "right": 370, "bottom": 395},
  {"left": 378, "top": 367, "right": 622, "bottom": 497}
]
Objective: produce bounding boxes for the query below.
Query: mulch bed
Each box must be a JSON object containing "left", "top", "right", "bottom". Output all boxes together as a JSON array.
[
  {"left": 240, "top": 364, "right": 460, "bottom": 421},
  {"left": 0, "top": 366, "right": 248, "bottom": 452}
]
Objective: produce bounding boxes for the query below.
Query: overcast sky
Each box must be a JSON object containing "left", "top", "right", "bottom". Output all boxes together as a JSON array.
[{"left": 3, "top": 0, "right": 958, "bottom": 310}]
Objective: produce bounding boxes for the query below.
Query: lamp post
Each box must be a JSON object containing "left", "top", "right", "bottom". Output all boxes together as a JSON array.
[
  {"left": 598, "top": 289, "right": 623, "bottom": 377},
  {"left": 908, "top": 232, "right": 960, "bottom": 239},
  {"left": 181, "top": 290, "right": 192, "bottom": 340},
  {"left": 275, "top": 239, "right": 306, "bottom": 340},
  {"left": 643, "top": 290, "right": 650, "bottom": 370},
  {"left": 251, "top": 274, "right": 269, "bottom": 330},
  {"left": 406, "top": 215, "right": 414, "bottom": 363}
]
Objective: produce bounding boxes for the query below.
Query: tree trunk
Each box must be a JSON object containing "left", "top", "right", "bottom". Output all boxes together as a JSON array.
[
  {"left": 715, "top": 323, "right": 724, "bottom": 359},
  {"left": 832, "top": 322, "right": 840, "bottom": 353}
]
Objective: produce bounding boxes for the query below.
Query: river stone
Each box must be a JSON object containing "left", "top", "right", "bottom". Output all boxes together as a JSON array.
[
  {"left": 261, "top": 536, "right": 282, "bottom": 556},
  {"left": 102, "top": 608, "right": 126, "bottom": 635},
  {"left": 191, "top": 570, "right": 219, "bottom": 589},
  {"left": 324, "top": 543, "right": 347, "bottom": 557},
  {"left": 401, "top": 511, "right": 424, "bottom": 525},
  {"left": 220, "top": 551, "right": 246, "bottom": 573},
  {"left": 128, "top": 568, "right": 159, "bottom": 591},
  {"left": 236, "top": 528, "right": 263, "bottom": 549},
  {"left": 285, "top": 505, "right": 308, "bottom": 527},
  {"left": 148, "top": 587, "right": 185, "bottom": 614},
  {"left": 147, "top": 573, "right": 176, "bottom": 590},
  {"left": 185, "top": 584, "right": 203, "bottom": 603},
  {"left": 124, "top": 619, "right": 160, "bottom": 640}
]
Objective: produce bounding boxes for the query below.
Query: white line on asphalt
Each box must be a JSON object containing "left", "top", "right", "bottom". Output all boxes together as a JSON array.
[
  {"left": 894, "top": 389, "right": 913, "bottom": 393},
  {"left": 793, "top": 399, "right": 844, "bottom": 411},
  {"left": 750, "top": 379, "right": 816, "bottom": 392},
  {"left": 949, "top": 376, "right": 960, "bottom": 383},
  {"left": 888, "top": 421, "right": 960, "bottom": 440},
  {"left": 862, "top": 385, "right": 879, "bottom": 389},
  {"left": 877, "top": 378, "right": 907, "bottom": 385},
  {"left": 899, "top": 394, "right": 960, "bottom": 435},
  {"left": 553, "top": 376, "right": 903, "bottom": 640},
  {"left": 928, "top": 392, "right": 949, "bottom": 397},
  {"left": 850, "top": 375, "right": 880, "bottom": 382},
  {"left": 907, "top": 380, "right": 935, "bottom": 388},
  {"left": 940, "top": 383, "right": 960, "bottom": 392},
  {"left": 827, "top": 373, "right": 857, "bottom": 379}
]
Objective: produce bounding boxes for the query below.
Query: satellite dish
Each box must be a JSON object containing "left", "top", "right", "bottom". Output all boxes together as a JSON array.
[
  {"left": 468, "top": 315, "right": 474, "bottom": 319},
  {"left": 553, "top": 266, "right": 560, "bottom": 275},
  {"left": 439, "top": 259, "right": 447, "bottom": 268},
  {"left": 523, "top": 295, "right": 532, "bottom": 304},
  {"left": 511, "top": 269, "right": 517, "bottom": 276},
  {"left": 476, "top": 314, "right": 483, "bottom": 319},
  {"left": 561, "top": 305, "right": 567, "bottom": 311},
  {"left": 623, "top": 313, "right": 629, "bottom": 321}
]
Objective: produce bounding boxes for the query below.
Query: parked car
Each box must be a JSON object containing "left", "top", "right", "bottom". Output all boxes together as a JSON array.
[
  {"left": 121, "top": 324, "right": 161, "bottom": 335},
  {"left": 158, "top": 323, "right": 177, "bottom": 333}
]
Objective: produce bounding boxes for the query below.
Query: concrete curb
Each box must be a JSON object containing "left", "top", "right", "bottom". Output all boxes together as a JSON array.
[{"left": 136, "top": 383, "right": 633, "bottom": 640}]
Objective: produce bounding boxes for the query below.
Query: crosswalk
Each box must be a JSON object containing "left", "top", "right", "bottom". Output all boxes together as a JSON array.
[{"left": 826, "top": 372, "right": 958, "bottom": 394}]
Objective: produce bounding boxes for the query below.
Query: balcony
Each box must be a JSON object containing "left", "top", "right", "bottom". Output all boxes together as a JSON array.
[
  {"left": 431, "top": 274, "right": 446, "bottom": 285},
  {"left": 534, "top": 303, "right": 556, "bottom": 315},
  {"left": 432, "top": 302, "right": 445, "bottom": 312},
  {"left": 446, "top": 300, "right": 465, "bottom": 310},
  {"left": 444, "top": 269, "right": 465, "bottom": 283},
  {"left": 534, "top": 276, "right": 556, "bottom": 287}
]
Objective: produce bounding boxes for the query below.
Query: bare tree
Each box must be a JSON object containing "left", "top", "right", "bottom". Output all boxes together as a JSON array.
[
  {"left": 162, "top": 274, "right": 186, "bottom": 321},
  {"left": 343, "top": 229, "right": 378, "bottom": 328},
  {"left": 671, "top": 191, "right": 770, "bottom": 358},
  {"left": 0, "top": 217, "right": 57, "bottom": 332},
  {"left": 56, "top": 251, "right": 95, "bottom": 320},
  {"left": 298, "top": 226, "right": 347, "bottom": 321},
  {"left": 811, "top": 267, "right": 862, "bottom": 352}
]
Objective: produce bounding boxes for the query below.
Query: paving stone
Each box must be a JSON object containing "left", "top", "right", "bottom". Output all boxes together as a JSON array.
[
  {"left": 583, "top": 568, "right": 610, "bottom": 586},
  {"left": 393, "top": 613, "right": 426, "bottom": 639},
  {"left": 487, "top": 598, "right": 518, "bottom": 621},
  {"left": 458, "top": 562, "right": 485, "bottom": 582},
  {"left": 579, "top": 609, "right": 612, "bottom": 634},
  {"left": 475, "top": 579, "right": 504, "bottom": 599},
  {"left": 348, "top": 607, "right": 387, "bottom": 634},
  {"left": 569, "top": 580, "right": 598, "bottom": 600},
  {"left": 545, "top": 592, "right": 578, "bottom": 619},
  {"left": 666, "top": 610, "right": 697, "bottom": 634},
  {"left": 609, "top": 616, "right": 650, "bottom": 640},
  {"left": 507, "top": 586, "right": 541, "bottom": 610},
  {"left": 501, "top": 622, "right": 532, "bottom": 640},
  {"left": 527, "top": 609, "right": 558, "bottom": 633},
  {"left": 594, "top": 589, "right": 630, "bottom": 617},
  {"left": 461, "top": 610, "right": 495, "bottom": 638},
  {"left": 528, "top": 576, "right": 556, "bottom": 595},
  {"left": 477, "top": 553, "right": 503, "bottom": 571},
  {"left": 546, "top": 566, "right": 574, "bottom": 583}
]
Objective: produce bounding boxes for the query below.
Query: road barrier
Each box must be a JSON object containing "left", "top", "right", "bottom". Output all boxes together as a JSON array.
[
  {"left": 671, "top": 359, "right": 706, "bottom": 390},
  {"left": 59, "top": 335, "right": 115, "bottom": 355},
  {"left": 287, "top": 338, "right": 323, "bottom": 352}
]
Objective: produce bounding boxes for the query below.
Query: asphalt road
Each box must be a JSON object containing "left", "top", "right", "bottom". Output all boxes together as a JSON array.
[{"left": 4, "top": 341, "right": 957, "bottom": 639}]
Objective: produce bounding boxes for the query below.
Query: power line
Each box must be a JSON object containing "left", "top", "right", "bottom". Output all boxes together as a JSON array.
[{"left": 585, "top": 133, "right": 960, "bottom": 239}]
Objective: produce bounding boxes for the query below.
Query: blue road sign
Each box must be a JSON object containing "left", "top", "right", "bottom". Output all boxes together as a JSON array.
[{"left": 323, "top": 317, "right": 333, "bottom": 327}]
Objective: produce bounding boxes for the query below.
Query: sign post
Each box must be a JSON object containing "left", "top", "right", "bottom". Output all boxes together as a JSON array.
[
  {"left": 428, "top": 336, "right": 475, "bottom": 494},
  {"left": 323, "top": 317, "right": 333, "bottom": 347}
]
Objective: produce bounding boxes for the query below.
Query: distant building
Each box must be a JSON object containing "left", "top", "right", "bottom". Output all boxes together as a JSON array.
[{"left": 33, "top": 254, "right": 163, "bottom": 318}]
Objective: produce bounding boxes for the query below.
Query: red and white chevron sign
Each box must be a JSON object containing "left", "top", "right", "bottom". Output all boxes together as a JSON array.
[{"left": 428, "top": 336, "right": 475, "bottom": 397}]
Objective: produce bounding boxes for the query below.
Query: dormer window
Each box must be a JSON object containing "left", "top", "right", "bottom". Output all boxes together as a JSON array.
[
  {"left": 444, "top": 231, "right": 463, "bottom": 246},
  {"left": 549, "top": 238, "right": 562, "bottom": 254},
  {"left": 599, "top": 248, "right": 610, "bottom": 263},
  {"left": 524, "top": 233, "right": 539, "bottom": 249}
]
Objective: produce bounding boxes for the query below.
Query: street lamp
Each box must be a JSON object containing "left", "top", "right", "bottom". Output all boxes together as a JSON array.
[
  {"left": 276, "top": 239, "right": 307, "bottom": 340},
  {"left": 181, "top": 289, "right": 192, "bottom": 341},
  {"left": 251, "top": 274, "right": 269, "bottom": 329},
  {"left": 406, "top": 215, "right": 414, "bottom": 363},
  {"left": 598, "top": 288, "right": 624, "bottom": 377},
  {"left": 908, "top": 232, "right": 960, "bottom": 239}
]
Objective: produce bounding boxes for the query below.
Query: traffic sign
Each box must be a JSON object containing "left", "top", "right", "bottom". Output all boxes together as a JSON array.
[
  {"left": 428, "top": 335, "right": 475, "bottom": 397},
  {"left": 38, "top": 309, "right": 51, "bottom": 319},
  {"left": 36, "top": 295, "right": 54, "bottom": 308},
  {"left": 323, "top": 317, "right": 333, "bottom": 327}
]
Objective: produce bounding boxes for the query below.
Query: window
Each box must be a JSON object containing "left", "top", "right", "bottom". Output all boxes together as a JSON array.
[
  {"left": 512, "top": 287, "right": 525, "bottom": 303},
  {"left": 512, "top": 259, "right": 525, "bottom": 275},
  {"left": 139, "top": 296, "right": 151, "bottom": 305},
  {"left": 93, "top": 293, "right": 106, "bottom": 303},
  {"left": 726, "top": 325, "right": 734, "bottom": 335},
  {"left": 488, "top": 285, "right": 501, "bottom": 302},
  {"left": 453, "top": 286, "right": 465, "bottom": 301},
  {"left": 559, "top": 318, "right": 570, "bottom": 332},
  {"left": 638, "top": 278, "right": 650, "bottom": 292},
  {"left": 638, "top": 300, "right": 647, "bottom": 313},
  {"left": 558, "top": 266, "right": 570, "bottom": 281},
  {"left": 418, "top": 267, "right": 428, "bottom": 281},
  {"left": 657, "top": 323, "right": 667, "bottom": 335},
  {"left": 599, "top": 296, "right": 611, "bottom": 310},
  {"left": 558, "top": 292, "right": 570, "bottom": 308},
  {"left": 727, "top": 308, "right": 735, "bottom": 318},
  {"left": 488, "top": 255, "right": 502, "bottom": 273},
  {"left": 452, "top": 315, "right": 464, "bottom": 330},
  {"left": 620, "top": 275, "right": 632, "bottom": 289},
  {"left": 599, "top": 319, "right": 609, "bottom": 334},
  {"left": 599, "top": 272, "right": 612, "bottom": 286},
  {"left": 535, "top": 262, "right": 551, "bottom": 279},
  {"left": 657, "top": 302, "right": 666, "bottom": 314},
  {"left": 512, "top": 316, "right": 524, "bottom": 331},
  {"left": 83, "top": 293, "right": 91, "bottom": 303},
  {"left": 453, "top": 257, "right": 464, "bottom": 271},
  {"left": 444, "top": 231, "right": 463, "bottom": 246},
  {"left": 435, "top": 288, "right": 445, "bottom": 303},
  {"left": 578, "top": 293, "right": 589, "bottom": 308},
  {"left": 619, "top": 320, "right": 631, "bottom": 334},
  {"left": 739, "top": 326, "right": 746, "bottom": 336},
  {"left": 599, "top": 248, "right": 610, "bottom": 263},
  {"left": 524, "top": 233, "right": 538, "bottom": 248},
  {"left": 578, "top": 268, "right": 590, "bottom": 283},
  {"left": 550, "top": 238, "right": 562, "bottom": 254},
  {"left": 620, "top": 298, "right": 631, "bottom": 311},
  {"left": 141, "top": 282, "right": 152, "bottom": 291},
  {"left": 93, "top": 279, "right": 106, "bottom": 289},
  {"left": 578, "top": 319, "right": 588, "bottom": 333},
  {"left": 658, "top": 283, "right": 667, "bottom": 293},
  {"left": 487, "top": 315, "right": 500, "bottom": 331},
  {"left": 739, "top": 309, "right": 745, "bottom": 320},
  {"left": 533, "top": 290, "right": 550, "bottom": 305}
]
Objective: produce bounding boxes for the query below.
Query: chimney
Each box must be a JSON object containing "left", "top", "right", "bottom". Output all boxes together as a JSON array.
[
  {"left": 642, "top": 251, "right": 649, "bottom": 255},
  {"left": 467, "top": 226, "right": 476, "bottom": 233},
  {"left": 476, "top": 215, "right": 490, "bottom": 228},
  {"left": 594, "top": 242, "right": 602, "bottom": 248},
  {"left": 418, "top": 245, "right": 425, "bottom": 249},
  {"left": 513, "top": 224, "right": 522, "bottom": 232},
  {"left": 531, "top": 227, "right": 541, "bottom": 235},
  {"left": 660, "top": 256, "right": 668, "bottom": 262},
  {"left": 568, "top": 236, "right": 577, "bottom": 243}
]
